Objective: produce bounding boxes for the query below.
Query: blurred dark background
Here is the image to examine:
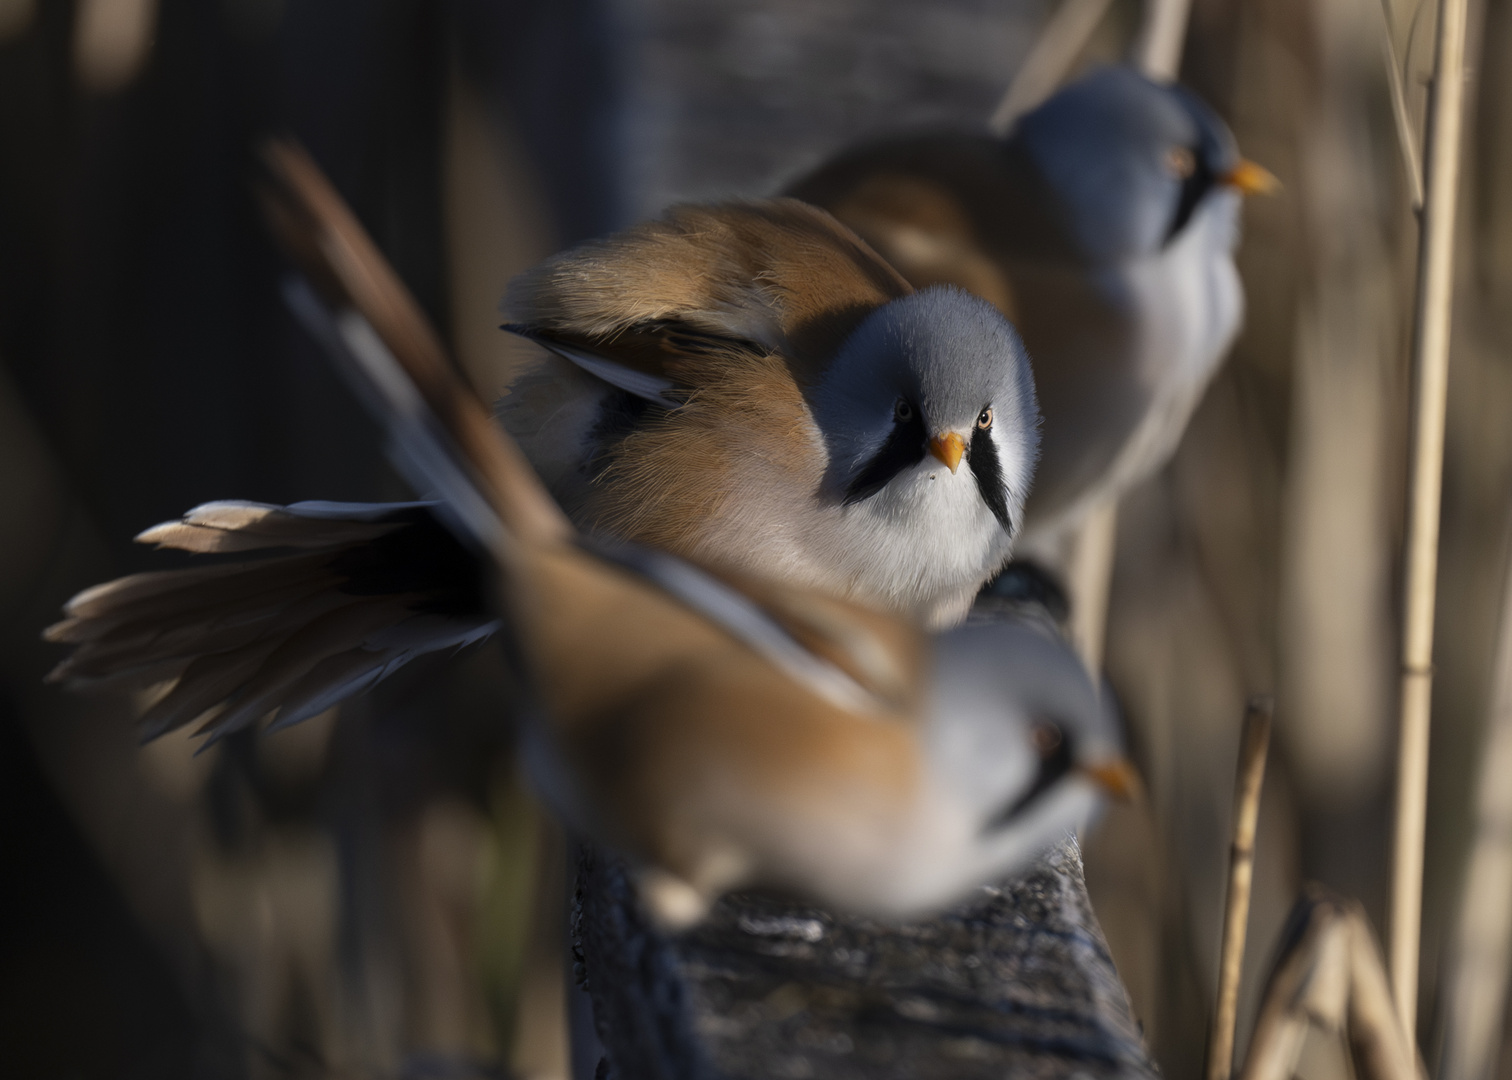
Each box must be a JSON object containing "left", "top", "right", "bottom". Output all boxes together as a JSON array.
[{"left": 4, "top": 0, "right": 1512, "bottom": 1078}]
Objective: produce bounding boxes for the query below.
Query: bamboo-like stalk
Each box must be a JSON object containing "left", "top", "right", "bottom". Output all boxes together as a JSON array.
[
  {"left": 1387, "top": 0, "right": 1473, "bottom": 1047},
  {"left": 1206, "top": 697, "right": 1274, "bottom": 1080},
  {"left": 989, "top": 0, "right": 1114, "bottom": 135}
]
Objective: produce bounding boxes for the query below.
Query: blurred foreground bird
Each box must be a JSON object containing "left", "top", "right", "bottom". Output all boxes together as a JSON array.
[
  {"left": 498, "top": 199, "right": 1040, "bottom": 629},
  {"left": 788, "top": 65, "right": 1275, "bottom": 546},
  {"left": 45, "top": 142, "right": 1131, "bottom": 927}
]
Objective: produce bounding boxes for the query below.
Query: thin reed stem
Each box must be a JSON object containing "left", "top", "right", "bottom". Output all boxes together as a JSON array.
[
  {"left": 989, "top": 0, "right": 1114, "bottom": 135},
  {"left": 1377, "top": 0, "right": 1426, "bottom": 212},
  {"left": 1388, "top": 0, "right": 1472, "bottom": 1047},
  {"left": 1437, "top": 531, "right": 1512, "bottom": 1080},
  {"left": 1131, "top": 0, "right": 1192, "bottom": 81},
  {"left": 1066, "top": 501, "right": 1118, "bottom": 673},
  {"left": 1206, "top": 697, "right": 1274, "bottom": 1080}
]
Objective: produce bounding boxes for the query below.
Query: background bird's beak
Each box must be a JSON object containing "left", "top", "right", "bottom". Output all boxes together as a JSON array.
[
  {"left": 928, "top": 432, "right": 966, "bottom": 473},
  {"left": 1082, "top": 758, "right": 1143, "bottom": 801},
  {"left": 1223, "top": 159, "right": 1280, "bottom": 196}
]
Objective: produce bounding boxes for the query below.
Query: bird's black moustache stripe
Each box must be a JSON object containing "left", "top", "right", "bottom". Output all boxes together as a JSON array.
[
  {"left": 984, "top": 727, "right": 1076, "bottom": 832},
  {"left": 844, "top": 409, "right": 927, "bottom": 504},
  {"left": 845, "top": 411, "right": 1015, "bottom": 530},
  {"left": 968, "top": 426, "right": 1013, "bottom": 532},
  {"left": 1167, "top": 143, "right": 1217, "bottom": 244}
]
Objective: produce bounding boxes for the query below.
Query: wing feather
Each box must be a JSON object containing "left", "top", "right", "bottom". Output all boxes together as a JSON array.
[
  {"left": 46, "top": 500, "right": 494, "bottom": 743},
  {"left": 502, "top": 199, "right": 911, "bottom": 388},
  {"left": 136, "top": 500, "right": 416, "bottom": 553}
]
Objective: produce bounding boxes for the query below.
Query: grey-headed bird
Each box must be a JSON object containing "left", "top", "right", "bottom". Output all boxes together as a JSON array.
[
  {"left": 498, "top": 199, "right": 1040, "bottom": 629},
  {"left": 45, "top": 142, "right": 1131, "bottom": 927},
  {"left": 787, "top": 65, "right": 1275, "bottom": 546}
]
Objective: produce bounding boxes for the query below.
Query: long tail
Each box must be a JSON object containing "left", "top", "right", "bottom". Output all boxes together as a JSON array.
[
  {"left": 45, "top": 500, "right": 496, "bottom": 744},
  {"left": 46, "top": 139, "right": 567, "bottom": 747},
  {"left": 258, "top": 139, "right": 571, "bottom": 553}
]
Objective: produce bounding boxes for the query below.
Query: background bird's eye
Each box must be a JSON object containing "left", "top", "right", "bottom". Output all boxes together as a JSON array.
[
  {"left": 1166, "top": 146, "right": 1197, "bottom": 179},
  {"left": 976, "top": 407, "right": 993, "bottom": 430},
  {"left": 1031, "top": 722, "right": 1063, "bottom": 757},
  {"left": 894, "top": 399, "right": 914, "bottom": 422}
]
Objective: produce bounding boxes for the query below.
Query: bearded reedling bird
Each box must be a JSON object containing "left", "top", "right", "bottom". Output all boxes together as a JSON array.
[
  {"left": 787, "top": 65, "right": 1276, "bottom": 547},
  {"left": 44, "top": 141, "right": 1131, "bottom": 928},
  {"left": 496, "top": 199, "right": 1040, "bottom": 630}
]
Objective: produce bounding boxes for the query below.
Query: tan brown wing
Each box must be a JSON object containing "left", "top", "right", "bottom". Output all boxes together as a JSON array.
[
  {"left": 703, "top": 566, "right": 926, "bottom": 714},
  {"left": 502, "top": 198, "right": 913, "bottom": 389},
  {"left": 783, "top": 133, "right": 1075, "bottom": 323},
  {"left": 805, "top": 172, "right": 1020, "bottom": 322}
]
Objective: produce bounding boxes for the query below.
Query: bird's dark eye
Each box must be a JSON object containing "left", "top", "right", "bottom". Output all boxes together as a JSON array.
[
  {"left": 976, "top": 407, "right": 994, "bottom": 431},
  {"left": 1167, "top": 146, "right": 1196, "bottom": 179},
  {"left": 1031, "top": 722, "right": 1063, "bottom": 757},
  {"left": 982, "top": 718, "right": 1076, "bottom": 833},
  {"left": 894, "top": 399, "right": 914, "bottom": 423}
]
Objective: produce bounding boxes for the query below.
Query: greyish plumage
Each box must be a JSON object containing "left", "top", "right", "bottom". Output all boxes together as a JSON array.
[
  {"left": 788, "top": 65, "right": 1273, "bottom": 547},
  {"left": 499, "top": 199, "right": 1039, "bottom": 629},
  {"left": 45, "top": 143, "right": 1132, "bottom": 925}
]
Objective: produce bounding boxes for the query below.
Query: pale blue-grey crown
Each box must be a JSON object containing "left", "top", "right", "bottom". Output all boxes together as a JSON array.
[
  {"left": 927, "top": 618, "right": 1121, "bottom": 822},
  {"left": 811, "top": 286, "right": 1039, "bottom": 490},
  {"left": 1013, "top": 66, "right": 1241, "bottom": 264}
]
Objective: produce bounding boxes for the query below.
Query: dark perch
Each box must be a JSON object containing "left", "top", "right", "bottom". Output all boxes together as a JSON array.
[{"left": 574, "top": 839, "right": 1157, "bottom": 1079}]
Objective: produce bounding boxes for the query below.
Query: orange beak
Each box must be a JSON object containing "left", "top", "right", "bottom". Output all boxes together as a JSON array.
[
  {"left": 1082, "top": 758, "right": 1142, "bottom": 802},
  {"left": 928, "top": 432, "right": 966, "bottom": 473},
  {"left": 1223, "top": 159, "right": 1279, "bottom": 196}
]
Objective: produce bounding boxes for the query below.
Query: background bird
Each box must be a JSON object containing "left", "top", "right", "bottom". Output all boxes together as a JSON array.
[
  {"left": 787, "top": 65, "right": 1275, "bottom": 551},
  {"left": 498, "top": 198, "right": 1040, "bottom": 629},
  {"left": 45, "top": 142, "right": 1131, "bottom": 928}
]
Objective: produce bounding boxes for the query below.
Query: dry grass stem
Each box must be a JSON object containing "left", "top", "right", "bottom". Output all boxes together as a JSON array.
[
  {"left": 1206, "top": 697, "right": 1274, "bottom": 1080},
  {"left": 1240, "top": 890, "right": 1415, "bottom": 1080},
  {"left": 988, "top": 0, "right": 1115, "bottom": 134},
  {"left": 1376, "top": 0, "right": 1426, "bottom": 212},
  {"left": 1387, "top": 0, "right": 1473, "bottom": 1046}
]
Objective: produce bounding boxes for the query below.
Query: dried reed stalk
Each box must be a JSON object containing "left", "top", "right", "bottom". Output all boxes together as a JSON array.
[
  {"left": 1131, "top": 0, "right": 1191, "bottom": 81},
  {"left": 1240, "top": 889, "right": 1416, "bottom": 1080},
  {"left": 1206, "top": 697, "right": 1274, "bottom": 1080},
  {"left": 1376, "top": 0, "right": 1425, "bottom": 212},
  {"left": 1388, "top": 0, "right": 1473, "bottom": 1046},
  {"left": 1066, "top": 501, "right": 1118, "bottom": 673},
  {"left": 1435, "top": 537, "right": 1512, "bottom": 1080},
  {"left": 989, "top": 0, "right": 1115, "bottom": 135}
]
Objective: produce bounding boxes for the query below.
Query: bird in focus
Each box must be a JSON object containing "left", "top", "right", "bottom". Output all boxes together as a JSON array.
[
  {"left": 43, "top": 141, "right": 1132, "bottom": 927},
  {"left": 788, "top": 65, "right": 1276, "bottom": 549},
  {"left": 498, "top": 199, "right": 1041, "bottom": 629}
]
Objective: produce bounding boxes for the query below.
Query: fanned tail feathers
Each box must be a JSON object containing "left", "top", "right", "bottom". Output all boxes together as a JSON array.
[{"left": 45, "top": 501, "right": 496, "bottom": 745}]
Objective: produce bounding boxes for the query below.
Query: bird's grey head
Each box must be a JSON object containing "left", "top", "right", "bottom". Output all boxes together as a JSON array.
[
  {"left": 924, "top": 618, "right": 1129, "bottom": 849},
  {"left": 1012, "top": 66, "right": 1245, "bottom": 264},
  {"left": 811, "top": 286, "right": 1039, "bottom": 541}
]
